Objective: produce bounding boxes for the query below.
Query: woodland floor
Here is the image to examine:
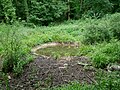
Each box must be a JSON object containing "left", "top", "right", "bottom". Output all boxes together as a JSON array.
[{"left": 0, "top": 56, "right": 97, "bottom": 90}]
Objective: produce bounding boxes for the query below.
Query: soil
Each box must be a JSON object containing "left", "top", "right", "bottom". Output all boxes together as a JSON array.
[{"left": 0, "top": 56, "right": 96, "bottom": 90}]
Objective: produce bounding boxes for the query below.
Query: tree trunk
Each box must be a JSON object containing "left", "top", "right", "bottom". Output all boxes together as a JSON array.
[
  {"left": 67, "top": 0, "right": 70, "bottom": 20},
  {"left": 24, "top": 0, "right": 29, "bottom": 22}
]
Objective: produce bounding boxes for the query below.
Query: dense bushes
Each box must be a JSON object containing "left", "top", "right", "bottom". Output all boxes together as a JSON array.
[
  {"left": 0, "top": 26, "right": 21, "bottom": 73},
  {"left": 110, "top": 22, "right": 120, "bottom": 40},
  {"left": 82, "top": 13, "right": 120, "bottom": 45}
]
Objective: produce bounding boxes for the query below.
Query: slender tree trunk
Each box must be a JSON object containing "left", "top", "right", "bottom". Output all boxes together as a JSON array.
[
  {"left": 24, "top": 0, "right": 29, "bottom": 22},
  {"left": 67, "top": 0, "right": 70, "bottom": 20},
  {"left": 80, "top": 0, "right": 83, "bottom": 12}
]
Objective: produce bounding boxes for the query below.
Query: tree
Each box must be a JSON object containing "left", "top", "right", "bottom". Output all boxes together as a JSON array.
[
  {"left": 82, "top": 0, "right": 113, "bottom": 18},
  {"left": 110, "top": 0, "right": 120, "bottom": 13},
  {"left": 0, "top": 0, "right": 16, "bottom": 23},
  {"left": 28, "top": 0, "right": 67, "bottom": 25}
]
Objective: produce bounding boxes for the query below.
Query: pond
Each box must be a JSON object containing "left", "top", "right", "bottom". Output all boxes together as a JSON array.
[{"left": 36, "top": 44, "right": 80, "bottom": 59}]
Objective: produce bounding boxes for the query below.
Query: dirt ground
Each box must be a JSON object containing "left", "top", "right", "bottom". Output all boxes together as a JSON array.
[{"left": 1, "top": 56, "right": 96, "bottom": 90}]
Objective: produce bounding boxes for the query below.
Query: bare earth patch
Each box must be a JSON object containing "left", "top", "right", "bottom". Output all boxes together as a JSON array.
[{"left": 6, "top": 56, "right": 96, "bottom": 90}]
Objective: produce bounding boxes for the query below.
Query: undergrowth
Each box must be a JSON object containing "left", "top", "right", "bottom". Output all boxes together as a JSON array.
[
  {"left": 90, "top": 40, "right": 120, "bottom": 68},
  {"left": 0, "top": 13, "right": 120, "bottom": 89}
]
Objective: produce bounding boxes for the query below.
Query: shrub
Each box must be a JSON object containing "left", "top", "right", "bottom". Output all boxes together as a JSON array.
[
  {"left": 0, "top": 0, "right": 16, "bottom": 23},
  {"left": 82, "top": 24, "right": 112, "bottom": 44},
  {"left": 0, "top": 25, "right": 29, "bottom": 73}
]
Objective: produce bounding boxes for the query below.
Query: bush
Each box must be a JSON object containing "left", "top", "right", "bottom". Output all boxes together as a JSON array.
[
  {"left": 83, "top": 24, "right": 112, "bottom": 44},
  {"left": 91, "top": 41, "right": 120, "bottom": 68},
  {"left": 0, "top": 25, "right": 29, "bottom": 73}
]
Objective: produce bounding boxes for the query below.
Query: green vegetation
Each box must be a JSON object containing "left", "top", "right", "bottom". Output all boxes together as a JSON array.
[
  {"left": 0, "top": 0, "right": 120, "bottom": 89},
  {"left": 0, "top": 12, "right": 120, "bottom": 89},
  {"left": 109, "top": 13, "right": 120, "bottom": 39},
  {"left": 0, "top": 13, "right": 120, "bottom": 71}
]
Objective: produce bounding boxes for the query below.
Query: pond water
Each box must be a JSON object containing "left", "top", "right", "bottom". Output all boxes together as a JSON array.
[{"left": 36, "top": 45, "right": 80, "bottom": 59}]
